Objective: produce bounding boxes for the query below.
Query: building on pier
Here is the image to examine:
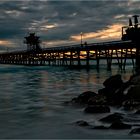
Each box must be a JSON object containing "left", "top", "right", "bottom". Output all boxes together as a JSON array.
[
  {"left": 122, "top": 15, "right": 140, "bottom": 41},
  {"left": 24, "top": 33, "right": 42, "bottom": 52},
  {"left": 122, "top": 15, "right": 140, "bottom": 67}
]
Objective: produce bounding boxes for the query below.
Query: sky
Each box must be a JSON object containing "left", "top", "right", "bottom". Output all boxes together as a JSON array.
[{"left": 0, "top": 0, "right": 140, "bottom": 51}]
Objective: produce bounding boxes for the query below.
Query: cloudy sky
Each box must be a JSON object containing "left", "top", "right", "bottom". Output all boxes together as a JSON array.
[{"left": 0, "top": 0, "right": 140, "bottom": 51}]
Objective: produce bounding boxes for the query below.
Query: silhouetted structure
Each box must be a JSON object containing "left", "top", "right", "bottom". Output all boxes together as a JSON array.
[
  {"left": 24, "top": 33, "right": 41, "bottom": 51},
  {"left": 122, "top": 15, "right": 140, "bottom": 67},
  {"left": 122, "top": 15, "right": 140, "bottom": 41}
]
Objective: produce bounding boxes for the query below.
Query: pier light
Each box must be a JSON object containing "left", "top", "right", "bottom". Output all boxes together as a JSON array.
[{"left": 80, "top": 32, "right": 83, "bottom": 45}]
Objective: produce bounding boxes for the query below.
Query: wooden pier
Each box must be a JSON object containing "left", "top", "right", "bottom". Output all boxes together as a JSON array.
[
  {"left": 0, "top": 15, "right": 140, "bottom": 70},
  {"left": 0, "top": 40, "right": 137, "bottom": 70}
]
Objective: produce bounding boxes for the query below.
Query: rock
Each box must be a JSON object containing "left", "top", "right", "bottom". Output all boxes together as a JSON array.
[
  {"left": 75, "top": 120, "right": 90, "bottom": 127},
  {"left": 122, "top": 81, "right": 131, "bottom": 91},
  {"left": 111, "top": 88, "right": 128, "bottom": 105},
  {"left": 103, "top": 74, "right": 123, "bottom": 89},
  {"left": 130, "top": 128, "right": 140, "bottom": 134},
  {"left": 84, "top": 105, "right": 110, "bottom": 113},
  {"left": 100, "top": 113, "right": 123, "bottom": 123},
  {"left": 98, "top": 87, "right": 126, "bottom": 105},
  {"left": 98, "top": 87, "right": 115, "bottom": 97},
  {"left": 135, "top": 109, "right": 140, "bottom": 114},
  {"left": 88, "top": 94, "right": 107, "bottom": 105},
  {"left": 112, "top": 94, "right": 127, "bottom": 106},
  {"left": 129, "top": 74, "right": 140, "bottom": 85},
  {"left": 127, "top": 85, "right": 140, "bottom": 100},
  {"left": 122, "top": 99, "right": 140, "bottom": 110},
  {"left": 109, "top": 121, "right": 131, "bottom": 129},
  {"left": 98, "top": 87, "right": 116, "bottom": 104},
  {"left": 72, "top": 91, "right": 97, "bottom": 104}
]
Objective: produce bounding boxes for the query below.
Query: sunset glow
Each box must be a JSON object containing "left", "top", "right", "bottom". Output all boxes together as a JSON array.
[
  {"left": 42, "top": 40, "right": 72, "bottom": 47},
  {"left": 0, "top": 40, "right": 13, "bottom": 46},
  {"left": 41, "top": 23, "right": 58, "bottom": 30},
  {"left": 70, "top": 23, "right": 125, "bottom": 41}
]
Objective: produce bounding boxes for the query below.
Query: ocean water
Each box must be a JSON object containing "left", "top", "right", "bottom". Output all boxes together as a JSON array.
[{"left": 0, "top": 63, "right": 139, "bottom": 139}]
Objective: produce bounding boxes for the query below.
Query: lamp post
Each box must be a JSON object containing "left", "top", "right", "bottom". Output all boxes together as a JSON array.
[{"left": 80, "top": 32, "right": 83, "bottom": 46}]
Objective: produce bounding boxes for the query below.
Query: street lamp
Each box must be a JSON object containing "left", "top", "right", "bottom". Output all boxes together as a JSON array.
[{"left": 80, "top": 32, "right": 83, "bottom": 45}]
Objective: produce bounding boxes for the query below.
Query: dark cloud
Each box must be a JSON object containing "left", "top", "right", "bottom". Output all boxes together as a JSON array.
[{"left": 0, "top": 0, "right": 140, "bottom": 50}]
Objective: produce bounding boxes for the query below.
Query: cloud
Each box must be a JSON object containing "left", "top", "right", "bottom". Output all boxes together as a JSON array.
[
  {"left": 0, "top": 40, "right": 13, "bottom": 46},
  {"left": 0, "top": 39, "right": 16, "bottom": 52},
  {"left": 42, "top": 39, "right": 75, "bottom": 47},
  {"left": 0, "top": 0, "right": 140, "bottom": 50},
  {"left": 70, "top": 23, "right": 124, "bottom": 42}
]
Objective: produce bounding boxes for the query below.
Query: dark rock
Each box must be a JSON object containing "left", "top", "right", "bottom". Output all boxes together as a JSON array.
[
  {"left": 88, "top": 94, "right": 107, "bottom": 105},
  {"left": 135, "top": 109, "right": 140, "bottom": 114},
  {"left": 98, "top": 87, "right": 126, "bottom": 105},
  {"left": 72, "top": 91, "right": 97, "bottom": 104},
  {"left": 122, "top": 81, "right": 131, "bottom": 90},
  {"left": 109, "top": 121, "right": 131, "bottom": 129},
  {"left": 98, "top": 87, "right": 115, "bottom": 97},
  {"left": 84, "top": 105, "right": 110, "bottom": 113},
  {"left": 75, "top": 120, "right": 89, "bottom": 127},
  {"left": 98, "top": 87, "right": 116, "bottom": 104},
  {"left": 127, "top": 85, "right": 140, "bottom": 100},
  {"left": 100, "top": 113, "right": 123, "bottom": 123},
  {"left": 103, "top": 74, "right": 123, "bottom": 89},
  {"left": 122, "top": 99, "right": 140, "bottom": 110},
  {"left": 112, "top": 92, "right": 127, "bottom": 106},
  {"left": 130, "top": 128, "right": 140, "bottom": 134},
  {"left": 129, "top": 74, "right": 140, "bottom": 85}
]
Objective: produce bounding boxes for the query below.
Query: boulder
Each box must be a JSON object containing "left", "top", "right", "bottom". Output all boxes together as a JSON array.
[
  {"left": 100, "top": 113, "right": 123, "bottom": 123},
  {"left": 88, "top": 94, "right": 107, "bottom": 105},
  {"left": 129, "top": 74, "right": 140, "bottom": 85},
  {"left": 75, "top": 120, "right": 90, "bottom": 127},
  {"left": 98, "top": 87, "right": 126, "bottom": 105},
  {"left": 127, "top": 85, "right": 140, "bottom": 100},
  {"left": 72, "top": 91, "right": 97, "bottom": 104},
  {"left": 103, "top": 74, "right": 123, "bottom": 89},
  {"left": 130, "top": 128, "right": 140, "bottom": 134},
  {"left": 109, "top": 121, "right": 131, "bottom": 129},
  {"left": 98, "top": 87, "right": 115, "bottom": 97},
  {"left": 122, "top": 99, "right": 140, "bottom": 110},
  {"left": 135, "top": 109, "right": 140, "bottom": 114},
  {"left": 84, "top": 105, "right": 110, "bottom": 113}
]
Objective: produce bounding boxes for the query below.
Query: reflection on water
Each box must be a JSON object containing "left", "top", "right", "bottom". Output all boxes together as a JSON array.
[{"left": 0, "top": 64, "right": 137, "bottom": 138}]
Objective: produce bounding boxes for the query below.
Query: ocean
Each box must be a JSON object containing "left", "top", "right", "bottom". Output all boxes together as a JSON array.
[{"left": 0, "top": 63, "right": 139, "bottom": 139}]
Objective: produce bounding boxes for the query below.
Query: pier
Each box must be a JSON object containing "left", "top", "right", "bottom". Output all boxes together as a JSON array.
[{"left": 0, "top": 15, "right": 140, "bottom": 70}]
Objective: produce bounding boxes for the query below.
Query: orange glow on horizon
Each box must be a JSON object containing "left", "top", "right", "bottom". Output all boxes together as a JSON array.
[
  {"left": 0, "top": 40, "right": 13, "bottom": 46},
  {"left": 42, "top": 40, "right": 75, "bottom": 47},
  {"left": 70, "top": 23, "right": 125, "bottom": 41}
]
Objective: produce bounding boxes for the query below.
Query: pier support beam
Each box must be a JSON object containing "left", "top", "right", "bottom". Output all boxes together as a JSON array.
[
  {"left": 77, "top": 50, "right": 81, "bottom": 66},
  {"left": 96, "top": 50, "right": 100, "bottom": 69},
  {"left": 70, "top": 51, "right": 73, "bottom": 66},
  {"left": 136, "top": 48, "right": 140, "bottom": 68},
  {"left": 86, "top": 50, "right": 90, "bottom": 67}
]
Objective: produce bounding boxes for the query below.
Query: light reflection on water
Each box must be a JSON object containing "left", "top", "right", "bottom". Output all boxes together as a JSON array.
[{"left": 0, "top": 64, "right": 138, "bottom": 139}]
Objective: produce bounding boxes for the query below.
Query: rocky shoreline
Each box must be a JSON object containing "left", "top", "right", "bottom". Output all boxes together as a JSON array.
[{"left": 65, "top": 73, "right": 140, "bottom": 135}]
